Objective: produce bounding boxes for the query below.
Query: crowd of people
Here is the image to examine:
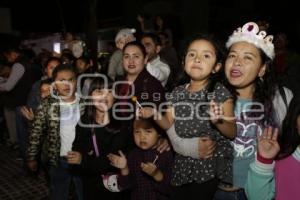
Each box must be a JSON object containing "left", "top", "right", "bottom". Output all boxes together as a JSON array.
[{"left": 0, "top": 18, "right": 300, "bottom": 200}]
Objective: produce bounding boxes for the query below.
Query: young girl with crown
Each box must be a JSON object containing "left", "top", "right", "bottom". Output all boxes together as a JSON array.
[{"left": 162, "top": 22, "right": 293, "bottom": 200}]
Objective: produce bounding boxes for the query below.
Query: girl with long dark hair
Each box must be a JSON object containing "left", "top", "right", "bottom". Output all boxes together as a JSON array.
[{"left": 68, "top": 77, "right": 133, "bottom": 200}]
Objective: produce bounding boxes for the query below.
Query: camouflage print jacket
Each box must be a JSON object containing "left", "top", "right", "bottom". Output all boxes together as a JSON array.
[{"left": 27, "top": 95, "right": 85, "bottom": 166}]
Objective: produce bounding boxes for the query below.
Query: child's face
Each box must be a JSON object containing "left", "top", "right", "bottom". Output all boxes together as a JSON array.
[
  {"left": 117, "top": 35, "right": 135, "bottom": 50},
  {"left": 123, "top": 45, "right": 146, "bottom": 77},
  {"left": 133, "top": 125, "right": 159, "bottom": 150},
  {"left": 184, "top": 39, "right": 220, "bottom": 82},
  {"left": 40, "top": 83, "right": 51, "bottom": 99},
  {"left": 225, "top": 41, "right": 266, "bottom": 89},
  {"left": 116, "top": 37, "right": 126, "bottom": 49},
  {"left": 54, "top": 70, "right": 77, "bottom": 98},
  {"left": 75, "top": 59, "right": 89, "bottom": 74},
  {"left": 91, "top": 88, "right": 114, "bottom": 112},
  {"left": 46, "top": 60, "right": 60, "bottom": 78}
]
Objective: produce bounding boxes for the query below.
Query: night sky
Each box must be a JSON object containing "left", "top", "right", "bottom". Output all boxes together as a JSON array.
[
  {"left": 2, "top": 0, "right": 297, "bottom": 30},
  {"left": 0, "top": 0, "right": 123, "bottom": 32},
  {"left": 1, "top": 0, "right": 300, "bottom": 51},
  {"left": 8, "top": 0, "right": 121, "bottom": 32}
]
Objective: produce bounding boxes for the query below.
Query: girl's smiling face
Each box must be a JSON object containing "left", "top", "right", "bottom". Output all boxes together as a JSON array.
[{"left": 92, "top": 88, "right": 114, "bottom": 112}]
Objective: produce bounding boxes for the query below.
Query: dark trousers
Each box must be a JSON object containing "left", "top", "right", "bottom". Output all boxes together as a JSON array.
[
  {"left": 214, "top": 188, "right": 247, "bottom": 200},
  {"left": 171, "top": 178, "right": 218, "bottom": 200},
  {"left": 49, "top": 158, "right": 83, "bottom": 200},
  {"left": 16, "top": 106, "right": 27, "bottom": 148}
]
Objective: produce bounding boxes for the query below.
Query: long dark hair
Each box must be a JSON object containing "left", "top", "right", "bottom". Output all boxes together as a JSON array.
[
  {"left": 257, "top": 50, "right": 277, "bottom": 126},
  {"left": 85, "top": 76, "right": 120, "bottom": 134},
  {"left": 277, "top": 96, "right": 300, "bottom": 159},
  {"left": 250, "top": 49, "right": 277, "bottom": 127}
]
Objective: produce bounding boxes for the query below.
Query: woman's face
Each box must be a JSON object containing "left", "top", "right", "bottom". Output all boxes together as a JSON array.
[
  {"left": 92, "top": 88, "right": 114, "bottom": 112},
  {"left": 122, "top": 45, "right": 146, "bottom": 76},
  {"left": 225, "top": 42, "right": 266, "bottom": 89}
]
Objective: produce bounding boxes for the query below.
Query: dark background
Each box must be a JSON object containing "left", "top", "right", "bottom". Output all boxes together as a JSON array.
[{"left": 1, "top": 0, "right": 300, "bottom": 52}]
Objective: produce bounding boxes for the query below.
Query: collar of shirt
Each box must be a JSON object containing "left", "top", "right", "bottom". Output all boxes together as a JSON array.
[
  {"left": 58, "top": 92, "right": 80, "bottom": 105},
  {"left": 148, "top": 56, "right": 160, "bottom": 66}
]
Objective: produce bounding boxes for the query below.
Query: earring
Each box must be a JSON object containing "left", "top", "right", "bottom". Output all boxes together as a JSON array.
[{"left": 259, "top": 76, "right": 264, "bottom": 82}]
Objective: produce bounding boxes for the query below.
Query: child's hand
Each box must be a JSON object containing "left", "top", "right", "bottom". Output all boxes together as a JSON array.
[
  {"left": 66, "top": 151, "right": 82, "bottom": 164},
  {"left": 209, "top": 100, "right": 224, "bottom": 124},
  {"left": 107, "top": 150, "right": 127, "bottom": 169},
  {"left": 141, "top": 162, "right": 158, "bottom": 177},
  {"left": 258, "top": 127, "right": 280, "bottom": 160},
  {"left": 21, "top": 106, "right": 34, "bottom": 121},
  {"left": 27, "top": 159, "right": 38, "bottom": 171},
  {"left": 198, "top": 136, "right": 216, "bottom": 159},
  {"left": 137, "top": 107, "right": 156, "bottom": 119}
]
